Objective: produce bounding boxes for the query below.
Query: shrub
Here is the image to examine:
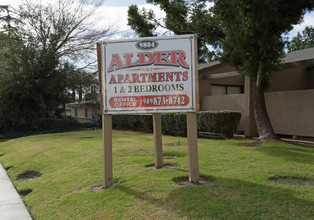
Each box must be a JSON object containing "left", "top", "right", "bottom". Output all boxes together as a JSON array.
[
  {"left": 161, "top": 113, "right": 187, "bottom": 136},
  {"left": 112, "top": 115, "right": 135, "bottom": 130},
  {"left": 161, "top": 111, "right": 240, "bottom": 137},
  {"left": 35, "top": 118, "right": 96, "bottom": 131},
  {"left": 197, "top": 111, "right": 241, "bottom": 138},
  {"left": 109, "top": 114, "right": 153, "bottom": 131},
  {"left": 0, "top": 117, "right": 98, "bottom": 138},
  {"left": 96, "top": 111, "right": 241, "bottom": 138},
  {"left": 142, "top": 115, "right": 153, "bottom": 131}
]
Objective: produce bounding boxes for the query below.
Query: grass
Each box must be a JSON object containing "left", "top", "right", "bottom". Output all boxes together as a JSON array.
[{"left": 0, "top": 130, "right": 313, "bottom": 219}]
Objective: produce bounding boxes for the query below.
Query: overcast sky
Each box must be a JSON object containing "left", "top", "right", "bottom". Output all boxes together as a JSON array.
[{"left": 2, "top": 0, "right": 314, "bottom": 40}]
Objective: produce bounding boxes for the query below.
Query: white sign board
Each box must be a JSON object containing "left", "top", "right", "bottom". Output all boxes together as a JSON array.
[{"left": 99, "top": 34, "right": 197, "bottom": 114}]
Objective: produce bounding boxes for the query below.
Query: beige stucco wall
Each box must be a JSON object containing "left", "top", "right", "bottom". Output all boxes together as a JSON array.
[
  {"left": 199, "top": 76, "right": 244, "bottom": 107},
  {"left": 199, "top": 64, "right": 243, "bottom": 96},
  {"left": 70, "top": 104, "right": 100, "bottom": 122},
  {"left": 265, "top": 89, "right": 314, "bottom": 137},
  {"left": 201, "top": 94, "right": 247, "bottom": 131},
  {"left": 199, "top": 79, "right": 212, "bottom": 107},
  {"left": 201, "top": 89, "right": 314, "bottom": 137},
  {"left": 269, "top": 67, "right": 314, "bottom": 92},
  {"left": 199, "top": 64, "right": 314, "bottom": 94},
  {"left": 198, "top": 62, "right": 314, "bottom": 137}
]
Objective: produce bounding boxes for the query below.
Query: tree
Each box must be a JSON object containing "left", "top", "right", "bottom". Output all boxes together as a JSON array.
[
  {"left": 0, "top": 0, "right": 110, "bottom": 128},
  {"left": 287, "top": 26, "right": 314, "bottom": 52},
  {"left": 62, "top": 62, "right": 99, "bottom": 102},
  {"left": 0, "top": 5, "right": 9, "bottom": 25},
  {"left": 128, "top": 1, "right": 221, "bottom": 62},
  {"left": 128, "top": 0, "right": 314, "bottom": 140}
]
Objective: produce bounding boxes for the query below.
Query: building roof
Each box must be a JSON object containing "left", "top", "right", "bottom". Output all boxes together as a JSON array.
[
  {"left": 198, "top": 61, "right": 221, "bottom": 71},
  {"left": 199, "top": 47, "right": 314, "bottom": 70},
  {"left": 283, "top": 47, "right": 314, "bottom": 64}
]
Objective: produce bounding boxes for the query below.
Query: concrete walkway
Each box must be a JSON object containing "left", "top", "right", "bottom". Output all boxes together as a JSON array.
[{"left": 0, "top": 162, "right": 32, "bottom": 220}]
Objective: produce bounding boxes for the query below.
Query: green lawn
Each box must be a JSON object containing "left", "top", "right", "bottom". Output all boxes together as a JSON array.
[{"left": 0, "top": 130, "right": 313, "bottom": 219}]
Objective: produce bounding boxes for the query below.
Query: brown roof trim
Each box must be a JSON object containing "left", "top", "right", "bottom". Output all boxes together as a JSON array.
[{"left": 199, "top": 47, "right": 314, "bottom": 71}]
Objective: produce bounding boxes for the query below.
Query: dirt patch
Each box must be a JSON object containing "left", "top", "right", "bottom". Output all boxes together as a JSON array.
[
  {"left": 91, "top": 182, "right": 119, "bottom": 192},
  {"left": 173, "top": 175, "right": 215, "bottom": 186},
  {"left": 269, "top": 176, "right": 314, "bottom": 186},
  {"left": 244, "top": 140, "right": 265, "bottom": 147},
  {"left": 91, "top": 178, "right": 120, "bottom": 192},
  {"left": 198, "top": 132, "right": 226, "bottom": 140},
  {"left": 17, "top": 171, "right": 42, "bottom": 182},
  {"left": 91, "top": 185, "right": 105, "bottom": 193},
  {"left": 244, "top": 139, "right": 297, "bottom": 147},
  {"left": 145, "top": 163, "right": 177, "bottom": 169},
  {"left": 163, "top": 152, "right": 185, "bottom": 159},
  {"left": 5, "top": 166, "right": 13, "bottom": 170},
  {"left": 165, "top": 141, "right": 186, "bottom": 146},
  {"left": 19, "top": 188, "right": 33, "bottom": 196}
]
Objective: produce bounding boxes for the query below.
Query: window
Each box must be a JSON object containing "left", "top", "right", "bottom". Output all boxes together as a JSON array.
[
  {"left": 211, "top": 85, "right": 243, "bottom": 96},
  {"left": 227, "top": 86, "right": 242, "bottom": 94},
  {"left": 75, "top": 108, "right": 78, "bottom": 118},
  {"left": 85, "top": 108, "right": 88, "bottom": 118}
]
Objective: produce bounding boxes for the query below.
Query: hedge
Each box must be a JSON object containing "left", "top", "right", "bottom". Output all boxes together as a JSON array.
[
  {"left": 98, "top": 110, "right": 241, "bottom": 138},
  {"left": 35, "top": 118, "right": 97, "bottom": 131},
  {"left": 112, "top": 114, "right": 153, "bottom": 131},
  {"left": 0, "top": 117, "right": 98, "bottom": 138},
  {"left": 161, "top": 112, "right": 187, "bottom": 136},
  {"left": 197, "top": 111, "right": 241, "bottom": 138}
]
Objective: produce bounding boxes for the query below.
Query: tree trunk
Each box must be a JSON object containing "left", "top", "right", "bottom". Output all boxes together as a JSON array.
[
  {"left": 72, "top": 89, "right": 76, "bottom": 101},
  {"left": 79, "top": 85, "right": 82, "bottom": 102},
  {"left": 251, "top": 78, "right": 276, "bottom": 140}
]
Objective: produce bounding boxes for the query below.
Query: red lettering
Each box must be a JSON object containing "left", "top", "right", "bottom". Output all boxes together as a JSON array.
[
  {"left": 165, "top": 72, "right": 173, "bottom": 82},
  {"left": 109, "top": 75, "right": 117, "bottom": 84},
  {"left": 132, "top": 73, "right": 141, "bottom": 83},
  {"left": 140, "top": 73, "right": 147, "bottom": 83},
  {"left": 118, "top": 74, "right": 124, "bottom": 84},
  {"left": 138, "top": 52, "right": 155, "bottom": 65},
  {"left": 158, "top": 72, "right": 165, "bottom": 82},
  {"left": 175, "top": 72, "right": 182, "bottom": 81},
  {"left": 155, "top": 51, "right": 169, "bottom": 65},
  {"left": 148, "top": 73, "right": 157, "bottom": 82},
  {"left": 107, "top": 50, "right": 189, "bottom": 72},
  {"left": 123, "top": 74, "right": 131, "bottom": 83},
  {"left": 170, "top": 51, "right": 189, "bottom": 69},
  {"left": 108, "top": 54, "right": 123, "bottom": 72},
  {"left": 182, "top": 71, "right": 189, "bottom": 81},
  {"left": 124, "top": 53, "right": 138, "bottom": 66}
]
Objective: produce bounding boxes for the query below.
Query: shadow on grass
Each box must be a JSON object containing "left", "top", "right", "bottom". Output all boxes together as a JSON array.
[
  {"left": 117, "top": 177, "right": 314, "bottom": 219},
  {"left": 256, "top": 143, "right": 314, "bottom": 164},
  {"left": 0, "top": 139, "right": 10, "bottom": 143}
]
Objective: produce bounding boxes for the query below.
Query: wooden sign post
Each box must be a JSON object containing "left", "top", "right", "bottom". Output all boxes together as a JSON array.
[
  {"left": 187, "top": 112, "right": 199, "bottom": 183},
  {"left": 97, "top": 35, "right": 199, "bottom": 188},
  {"left": 153, "top": 113, "right": 163, "bottom": 169},
  {"left": 97, "top": 43, "right": 113, "bottom": 188},
  {"left": 102, "top": 114, "right": 112, "bottom": 188}
]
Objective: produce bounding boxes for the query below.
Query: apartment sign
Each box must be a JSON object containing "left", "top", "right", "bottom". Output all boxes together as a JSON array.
[{"left": 99, "top": 34, "right": 197, "bottom": 114}]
